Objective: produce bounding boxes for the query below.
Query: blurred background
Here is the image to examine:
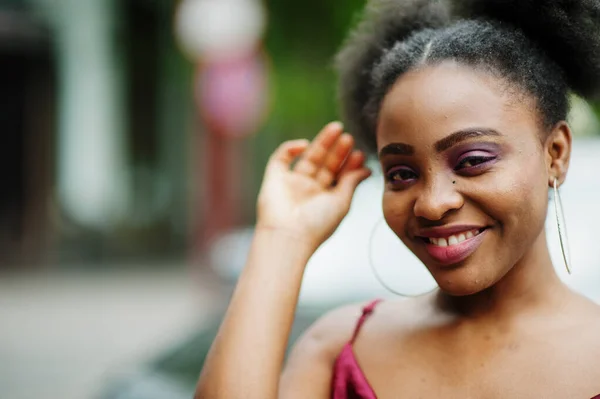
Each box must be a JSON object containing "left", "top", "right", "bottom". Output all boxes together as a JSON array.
[{"left": 1, "top": 0, "right": 599, "bottom": 398}]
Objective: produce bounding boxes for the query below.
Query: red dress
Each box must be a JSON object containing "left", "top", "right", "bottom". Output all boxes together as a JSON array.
[{"left": 330, "top": 299, "right": 381, "bottom": 399}]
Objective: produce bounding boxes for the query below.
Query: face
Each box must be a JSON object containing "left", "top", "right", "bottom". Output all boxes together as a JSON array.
[{"left": 377, "top": 61, "right": 553, "bottom": 296}]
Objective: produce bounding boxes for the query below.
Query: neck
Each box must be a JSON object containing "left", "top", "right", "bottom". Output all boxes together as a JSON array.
[{"left": 437, "top": 230, "right": 570, "bottom": 320}]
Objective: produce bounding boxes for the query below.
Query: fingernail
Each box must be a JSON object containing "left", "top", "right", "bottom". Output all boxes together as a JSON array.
[{"left": 329, "top": 121, "right": 344, "bottom": 130}]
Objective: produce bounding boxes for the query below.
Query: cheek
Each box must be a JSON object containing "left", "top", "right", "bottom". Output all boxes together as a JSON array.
[
  {"left": 382, "top": 192, "right": 412, "bottom": 239},
  {"left": 477, "top": 152, "right": 548, "bottom": 239}
]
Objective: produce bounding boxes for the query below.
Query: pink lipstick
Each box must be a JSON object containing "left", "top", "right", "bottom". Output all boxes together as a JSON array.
[{"left": 421, "top": 228, "right": 488, "bottom": 266}]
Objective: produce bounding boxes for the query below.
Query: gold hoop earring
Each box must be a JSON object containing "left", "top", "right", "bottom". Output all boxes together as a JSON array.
[
  {"left": 368, "top": 218, "right": 438, "bottom": 297},
  {"left": 553, "top": 178, "right": 572, "bottom": 274}
]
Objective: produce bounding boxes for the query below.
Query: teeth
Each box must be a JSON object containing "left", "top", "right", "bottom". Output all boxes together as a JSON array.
[{"left": 428, "top": 229, "right": 480, "bottom": 247}]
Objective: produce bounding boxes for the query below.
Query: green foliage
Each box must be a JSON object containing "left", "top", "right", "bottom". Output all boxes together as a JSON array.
[{"left": 262, "top": 0, "right": 365, "bottom": 141}]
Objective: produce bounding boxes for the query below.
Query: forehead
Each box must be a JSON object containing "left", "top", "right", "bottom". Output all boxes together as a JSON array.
[{"left": 376, "top": 61, "right": 538, "bottom": 150}]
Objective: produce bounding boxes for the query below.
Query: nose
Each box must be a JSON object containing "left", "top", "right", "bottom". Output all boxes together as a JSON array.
[{"left": 413, "top": 175, "right": 463, "bottom": 221}]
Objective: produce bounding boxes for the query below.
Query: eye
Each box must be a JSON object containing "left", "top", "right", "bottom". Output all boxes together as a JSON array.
[
  {"left": 455, "top": 154, "right": 497, "bottom": 171},
  {"left": 386, "top": 166, "right": 418, "bottom": 187}
]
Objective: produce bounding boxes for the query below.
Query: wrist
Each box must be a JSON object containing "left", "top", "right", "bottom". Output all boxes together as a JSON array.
[
  {"left": 254, "top": 223, "right": 321, "bottom": 254},
  {"left": 243, "top": 225, "right": 317, "bottom": 289}
]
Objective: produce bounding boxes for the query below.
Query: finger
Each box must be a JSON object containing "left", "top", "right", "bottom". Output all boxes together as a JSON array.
[
  {"left": 315, "top": 134, "right": 354, "bottom": 187},
  {"left": 268, "top": 139, "right": 310, "bottom": 168},
  {"left": 335, "top": 167, "right": 372, "bottom": 199},
  {"left": 294, "top": 121, "right": 344, "bottom": 177},
  {"left": 337, "top": 150, "right": 367, "bottom": 176}
]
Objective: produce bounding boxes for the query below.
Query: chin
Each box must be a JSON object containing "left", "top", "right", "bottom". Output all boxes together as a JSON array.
[
  {"left": 436, "top": 281, "right": 489, "bottom": 297},
  {"left": 427, "top": 263, "right": 498, "bottom": 297}
]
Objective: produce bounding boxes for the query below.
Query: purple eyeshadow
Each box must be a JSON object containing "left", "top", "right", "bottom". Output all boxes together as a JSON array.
[{"left": 448, "top": 142, "right": 502, "bottom": 165}]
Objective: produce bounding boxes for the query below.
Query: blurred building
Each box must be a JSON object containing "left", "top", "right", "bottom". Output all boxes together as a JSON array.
[
  {"left": 0, "top": 0, "right": 386, "bottom": 269},
  {"left": 1, "top": 1, "right": 54, "bottom": 266},
  {"left": 0, "top": 0, "right": 193, "bottom": 268}
]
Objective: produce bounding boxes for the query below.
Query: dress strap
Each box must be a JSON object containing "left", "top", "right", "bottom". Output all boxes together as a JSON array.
[{"left": 350, "top": 299, "right": 383, "bottom": 344}]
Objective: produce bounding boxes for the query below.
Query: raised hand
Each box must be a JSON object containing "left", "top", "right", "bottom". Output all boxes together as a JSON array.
[{"left": 257, "top": 122, "right": 371, "bottom": 250}]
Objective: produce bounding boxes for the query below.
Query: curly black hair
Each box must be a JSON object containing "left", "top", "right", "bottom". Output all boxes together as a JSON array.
[{"left": 336, "top": 0, "right": 600, "bottom": 152}]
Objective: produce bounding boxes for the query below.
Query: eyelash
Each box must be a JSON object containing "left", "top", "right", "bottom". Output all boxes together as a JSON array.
[
  {"left": 455, "top": 155, "right": 497, "bottom": 171},
  {"left": 385, "top": 167, "right": 417, "bottom": 187},
  {"left": 385, "top": 155, "right": 497, "bottom": 187}
]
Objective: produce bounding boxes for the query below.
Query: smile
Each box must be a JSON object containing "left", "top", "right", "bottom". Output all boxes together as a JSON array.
[
  {"left": 426, "top": 229, "right": 483, "bottom": 247},
  {"left": 419, "top": 228, "right": 488, "bottom": 266}
]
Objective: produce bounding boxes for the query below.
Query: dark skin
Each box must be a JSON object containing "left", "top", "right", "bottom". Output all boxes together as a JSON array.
[{"left": 197, "top": 61, "right": 600, "bottom": 398}]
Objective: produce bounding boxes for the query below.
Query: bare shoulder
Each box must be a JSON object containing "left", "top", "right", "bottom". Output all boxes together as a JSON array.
[
  {"left": 358, "top": 293, "right": 442, "bottom": 337},
  {"left": 285, "top": 296, "right": 430, "bottom": 364},
  {"left": 293, "top": 296, "right": 431, "bottom": 351},
  {"left": 558, "top": 294, "right": 600, "bottom": 388},
  {"left": 286, "top": 301, "right": 369, "bottom": 364},
  {"left": 571, "top": 294, "right": 600, "bottom": 341},
  {"left": 279, "top": 295, "right": 445, "bottom": 397},
  {"left": 567, "top": 291, "right": 600, "bottom": 322},
  {"left": 279, "top": 301, "right": 377, "bottom": 398}
]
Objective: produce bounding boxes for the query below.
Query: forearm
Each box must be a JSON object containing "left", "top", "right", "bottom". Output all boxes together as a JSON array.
[{"left": 196, "top": 228, "right": 316, "bottom": 399}]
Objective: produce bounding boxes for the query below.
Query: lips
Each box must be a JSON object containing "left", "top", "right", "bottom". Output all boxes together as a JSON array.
[
  {"left": 427, "top": 228, "right": 480, "bottom": 247},
  {"left": 417, "top": 226, "right": 488, "bottom": 266}
]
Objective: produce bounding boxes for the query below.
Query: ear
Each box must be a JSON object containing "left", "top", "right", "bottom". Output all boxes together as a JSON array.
[{"left": 544, "top": 121, "right": 572, "bottom": 188}]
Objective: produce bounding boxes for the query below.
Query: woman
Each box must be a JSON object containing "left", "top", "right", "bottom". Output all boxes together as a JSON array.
[{"left": 196, "top": 0, "right": 600, "bottom": 397}]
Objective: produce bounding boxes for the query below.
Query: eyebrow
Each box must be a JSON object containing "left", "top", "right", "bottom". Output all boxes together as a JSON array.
[
  {"left": 378, "top": 142, "right": 414, "bottom": 157},
  {"left": 378, "top": 128, "right": 502, "bottom": 158}
]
